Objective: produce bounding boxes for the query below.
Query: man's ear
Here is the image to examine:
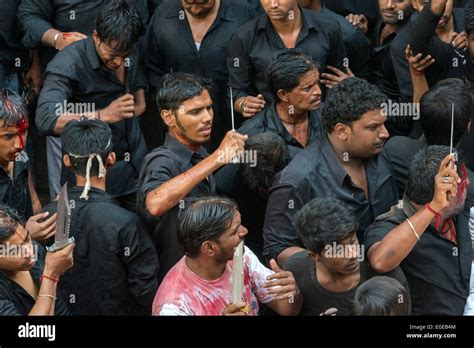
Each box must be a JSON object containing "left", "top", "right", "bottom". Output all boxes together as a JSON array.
[
  {"left": 308, "top": 251, "right": 321, "bottom": 262},
  {"left": 92, "top": 30, "right": 100, "bottom": 45},
  {"left": 106, "top": 152, "right": 116, "bottom": 168},
  {"left": 276, "top": 89, "right": 289, "bottom": 103},
  {"left": 334, "top": 123, "right": 350, "bottom": 141},
  {"left": 63, "top": 154, "right": 73, "bottom": 168},
  {"left": 411, "top": 0, "right": 420, "bottom": 11},
  {"left": 201, "top": 241, "right": 216, "bottom": 257},
  {"left": 161, "top": 109, "right": 176, "bottom": 129}
]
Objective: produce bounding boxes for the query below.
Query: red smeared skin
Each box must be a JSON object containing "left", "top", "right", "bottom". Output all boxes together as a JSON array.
[{"left": 15, "top": 117, "right": 29, "bottom": 151}]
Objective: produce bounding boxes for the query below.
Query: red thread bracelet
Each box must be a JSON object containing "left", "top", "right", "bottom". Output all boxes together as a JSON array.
[{"left": 40, "top": 274, "right": 59, "bottom": 283}]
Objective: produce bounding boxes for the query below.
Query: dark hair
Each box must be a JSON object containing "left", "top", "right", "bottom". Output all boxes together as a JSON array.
[
  {"left": 266, "top": 49, "right": 318, "bottom": 99},
  {"left": 156, "top": 73, "right": 211, "bottom": 113},
  {"left": 0, "top": 204, "right": 23, "bottom": 243},
  {"left": 406, "top": 145, "right": 464, "bottom": 205},
  {"left": 321, "top": 78, "right": 388, "bottom": 133},
  {"left": 61, "top": 119, "right": 113, "bottom": 177},
  {"left": 177, "top": 196, "right": 238, "bottom": 258},
  {"left": 353, "top": 276, "right": 411, "bottom": 315},
  {"left": 420, "top": 78, "right": 472, "bottom": 146},
  {"left": 464, "top": 0, "right": 474, "bottom": 35},
  {"left": 240, "top": 132, "right": 289, "bottom": 192},
  {"left": 294, "top": 197, "right": 358, "bottom": 254},
  {"left": 95, "top": 0, "right": 144, "bottom": 54},
  {"left": 0, "top": 88, "right": 28, "bottom": 127}
]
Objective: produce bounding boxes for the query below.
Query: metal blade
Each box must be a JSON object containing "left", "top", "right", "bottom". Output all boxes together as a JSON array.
[{"left": 47, "top": 183, "right": 74, "bottom": 252}]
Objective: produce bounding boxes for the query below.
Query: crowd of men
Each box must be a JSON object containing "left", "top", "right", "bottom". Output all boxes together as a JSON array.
[{"left": 0, "top": 0, "right": 474, "bottom": 316}]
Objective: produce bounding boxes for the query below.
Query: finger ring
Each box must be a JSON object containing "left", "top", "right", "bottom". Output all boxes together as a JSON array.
[
  {"left": 442, "top": 176, "right": 450, "bottom": 183},
  {"left": 243, "top": 107, "right": 247, "bottom": 113}
]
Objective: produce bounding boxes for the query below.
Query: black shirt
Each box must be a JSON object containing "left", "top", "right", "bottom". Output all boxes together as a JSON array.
[
  {"left": 263, "top": 134, "right": 399, "bottom": 262},
  {"left": 36, "top": 37, "right": 148, "bottom": 198},
  {"left": 18, "top": 0, "right": 149, "bottom": 66},
  {"left": 145, "top": 0, "right": 257, "bottom": 148},
  {"left": 137, "top": 133, "right": 216, "bottom": 281},
  {"left": 381, "top": 136, "right": 426, "bottom": 198},
  {"left": 0, "top": 153, "right": 33, "bottom": 220},
  {"left": 44, "top": 186, "right": 159, "bottom": 315},
  {"left": 365, "top": 198, "right": 472, "bottom": 315},
  {"left": 237, "top": 101, "right": 323, "bottom": 159},
  {"left": 0, "top": 0, "right": 30, "bottom": 71},
  {"left": 283, "top": 251, "right": 410, "bottom": 316},
  {"left": 391, "top": 7, "right": 466, "bottom": 101},
  {"left": 227, "top": 6, "right": 346, "bottom": 103},
  {"left": 320, "top": 6, "right": 370, "bottom": 79},
  {"left": 0, "top": 242, "right": 70, "bottom": 316}
]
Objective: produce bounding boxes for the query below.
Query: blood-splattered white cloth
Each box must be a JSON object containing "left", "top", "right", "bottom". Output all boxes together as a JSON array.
[{"left": 152, "top": 246, "right": 274, "bottom": 316}]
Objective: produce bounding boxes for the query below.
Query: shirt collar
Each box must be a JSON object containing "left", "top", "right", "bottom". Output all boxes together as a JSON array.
[
  {"left": 164, "top": 133, "right": 208, "bottom": 166},
  {"left": 257, "top": 6, "right": 315, "bottom": 32},
  {"left": 85, "top": 37, "right": 101, "bottom": 70},
  {"left": 320, "top": 134, "right": 349, "bottom": 187}
]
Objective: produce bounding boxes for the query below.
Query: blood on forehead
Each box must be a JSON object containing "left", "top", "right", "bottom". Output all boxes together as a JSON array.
[{"left": 15, "top": 116, "right": 29, "bottom": 150}]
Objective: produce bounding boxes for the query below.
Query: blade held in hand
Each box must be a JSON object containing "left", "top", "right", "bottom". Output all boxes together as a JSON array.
[
  {"left": 47, "top": 183, "right": 75, "bottom": 252},
  {"left": 232, "top": 241, "right": 248, "bottom": 314}
]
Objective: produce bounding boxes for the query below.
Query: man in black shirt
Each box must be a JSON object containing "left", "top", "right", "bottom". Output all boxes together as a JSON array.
[
  {"left": 145, "top": 0, "right": 257, "bottom": 150},
  {"left": 0, "top": 0, "right": 41, "bottom": 94},
  {"left": 0, "top": 88, "right": 57, "bottom": 244},
  {"left": 51, "top": 119, "right": 158, "bottom": 315},
  {"left": 391, "top": 0, "right": 467, "bottom": 102},
  {"left": 227, "top": 0, "right": 346, "bottom": 119},
  {"left": 18, "top": 0, "right": 149, "bottom": 199},
  {"left": 382, "top": 78, "right": 472, "bottom": 196},
  {"left": 298, "top": 0, "right": 370, "bottom": 80},
  {"left": 238, "top": 49, "right": 323, "bottom": 159},
  {"left": 263, "top": 78, "right": 398, "bottom": 266},
  {"left": 36, "top": 2, "right": 148, "bottom": 212},
  {"left": 137, "top": 73, "right": 247, "bottom": 281},
  {"left": 366, "top": 146, "right": 472, "bottom": 315},
  {"left": 284, "top": 197, "right": 409, "bottom": 316}
]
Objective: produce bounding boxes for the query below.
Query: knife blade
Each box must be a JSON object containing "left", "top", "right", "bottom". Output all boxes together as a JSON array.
[{"left": 47, "top": 183, "right": 75, "bottom": 252}]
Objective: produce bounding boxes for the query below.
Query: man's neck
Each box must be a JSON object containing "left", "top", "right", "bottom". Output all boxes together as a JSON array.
[
  {"left": 276, "top": 102, "right": 308, "bottom": 124},
  {"left": 169, "top": 130, "right": 201, "bottom": 153},
  {"left": 186, "top": 256, "right": 227, "bottom": 281},
  {"left": 269, "top": 5, "right": 302, "bottom": 34},
  {"left": 327, "top": 132, "right": 364, "bottom": 168},
  {"left": 76, "top": 175, "right": 106, "bottom": 192},
  {"left": 185, "top": 0, "right": 220, "bottom": 21},
  {"left": 0, "top": 159, "right": 10, "bottom": 173}
]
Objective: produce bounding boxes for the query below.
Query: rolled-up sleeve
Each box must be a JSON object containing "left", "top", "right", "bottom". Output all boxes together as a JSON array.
[{"left": 18, "top": 0, "right": 54, "bottom": 48}]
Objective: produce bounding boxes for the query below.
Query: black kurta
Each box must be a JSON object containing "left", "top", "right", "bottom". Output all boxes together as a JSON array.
[{"left": 44, "top": 186, "right": 159, "bottom": 315}]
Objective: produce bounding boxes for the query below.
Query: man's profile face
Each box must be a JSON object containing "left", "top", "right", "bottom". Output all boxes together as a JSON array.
[
  {"left": 260, "top": 0, "right": 298, "bottom": 21},
  {"left": 182, "top": 0, "right": 216, "bottom": 18},
  {"left": 171, "top": 89, "right": 214, "bottom": 146},
  {"left": 0, "top": 120, "right": 28, "bottom": 165},
  {"left": 214, "top": 211, "right": 248, "bottom": 263},
  {"left": 344, "top": 109, "right": 389, "bottom": 158},
  {"left": 283, "top": 68, "right": 321, "bottom": 113},
  {"left": 412, "top": 0, "right": 453, "bottom": 28},
  {"left": 93, "top": 31, "right": 130, "bottom": 71},
  {"left": 378, "top": 0, "right": 413, "bottom": 24}
]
